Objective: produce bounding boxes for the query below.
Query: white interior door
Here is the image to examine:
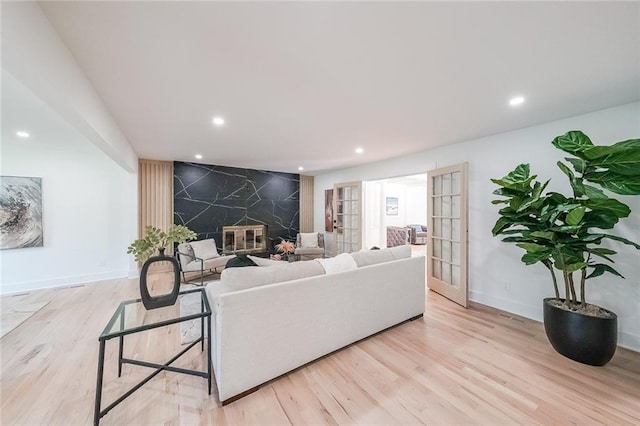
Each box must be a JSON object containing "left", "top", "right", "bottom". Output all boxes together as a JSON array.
[
  {"left": 427, "top": 163, "right": 469, "bottom": 307},
  {"left": 333, "top": 181, "right": 362, "bottom": 254}
]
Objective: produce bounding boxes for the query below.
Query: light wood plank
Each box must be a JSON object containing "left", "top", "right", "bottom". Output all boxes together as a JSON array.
[{"left": 1, "top": 279, "right": 639, "bottom": 425}]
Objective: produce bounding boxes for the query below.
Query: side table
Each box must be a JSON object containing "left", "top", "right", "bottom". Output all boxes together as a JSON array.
[{"left": 93, "top": 288, "right": 212, "bottom": 425}]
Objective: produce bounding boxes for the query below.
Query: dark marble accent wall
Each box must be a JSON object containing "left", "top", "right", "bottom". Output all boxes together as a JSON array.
[{"left": 174, "top": 162, "right": 299, "bottom": 250}]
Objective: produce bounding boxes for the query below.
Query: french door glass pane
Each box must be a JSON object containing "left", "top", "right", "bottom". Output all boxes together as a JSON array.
[
  {"left": 452, "top": 219, "right": 460, "bottom": 241},
  {"left": 434, "top": 198, "right": 442, "bottom": 216},
  {"left": 433, "top": 239, "right": 441, "bottom": 258},
  {"left": 442, "top": 196, "right": 451, "bottom": 217},
  {"left": 442, "top": 241, "right": 451, "bottom": 262},
  {"left": 452, "top": 195, "right": 460, "bottom": 218},
  {"left": 433, "top": 260, "right": 441, "bottom": 280},
  {"left": 452, "top": 266, "right": 460, "bottom": 287},
  {"left": 452, "top": 171, "right": 461, "bottom": 194},
  {"left": 442, "top": 219, "right": 451, "bottom": 240},
  {"left": 432, "top": 218, "right": 441, "bottom": 237},
  {"left": 433, "top": 176, "right": 442, "bottom": 195},
  {"left": 442, "top": 173, "right": 451, "bottom": 195},
  {"left": 442, "top": 263, "right": 451, "bottom": 285},
  {"left": 452, "top": 242, "right": 460, "bottom": 265}
]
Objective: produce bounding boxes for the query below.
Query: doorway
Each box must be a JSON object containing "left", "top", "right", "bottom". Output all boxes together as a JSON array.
[{"left": 363, "top": 173, "right": 427, "bottom": 256}]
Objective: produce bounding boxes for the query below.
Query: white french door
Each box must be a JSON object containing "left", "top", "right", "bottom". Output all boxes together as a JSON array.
[
  {"left": 333, "top": 181, "right": 363, "bottom": 254},
  {"left": 427, "top": 163, "right": 469, "bottom": 307}
]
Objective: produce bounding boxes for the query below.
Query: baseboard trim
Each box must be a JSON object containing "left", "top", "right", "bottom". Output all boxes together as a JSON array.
[
  {"left": 1, "top": 269, "right": 130, "bottom": 296},
  {"left": 470, "top": 290, "right": 640, "bottom": 353}
]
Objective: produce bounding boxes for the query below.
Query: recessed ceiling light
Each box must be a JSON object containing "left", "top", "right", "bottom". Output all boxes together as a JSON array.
[
  {"left": 298, "top": 166, "right": 304, "bottom": 171},
  {"left": 355, "top": 147, "right": 364, "bottom": 154},
  {"left": 509, "top": 96, "right": 525, "bottom": 106},
  {"left": 195, "top": 154, "right": 203, "bottom": 160},
  {"left": 212, "top": 116, "right": 225, "bottom": 126},
  {"left": 16, "top": 131, "right": 30, "bottom": 138}
]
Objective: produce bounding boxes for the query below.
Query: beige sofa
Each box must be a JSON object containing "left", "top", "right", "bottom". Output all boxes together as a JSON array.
[{"left": 205, "top": 245, "right": 425, "bottom": 404}]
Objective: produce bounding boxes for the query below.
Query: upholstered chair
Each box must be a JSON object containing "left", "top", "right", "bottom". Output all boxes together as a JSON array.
[
  {"left": 294, "top": 232, "right": 325, "bottom": 260},
  {"left": 386, "top": 226, "right": 411, "bottom": 248},
  {"left": 407, "top": 224, "right": 428, "bottom": 245}
]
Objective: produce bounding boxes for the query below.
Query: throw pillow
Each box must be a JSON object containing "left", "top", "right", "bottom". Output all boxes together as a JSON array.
[
  {"left": 315, "top": 253, "right": 358, "bottom": 275},
  {"left": 225, "top": 255, "right": 258, "bottom": 268},
  {"left": 247, "top": 255, "right": 282, "bottom": 267},
  {"left": 299, "top": 232, "right": 319, "bottom": 248},
  {"left": 190, "top": 239, "right": 220, "bottom": 260},
  {"left": 177, "top": 243, "right": 195, "bottom": 266}
]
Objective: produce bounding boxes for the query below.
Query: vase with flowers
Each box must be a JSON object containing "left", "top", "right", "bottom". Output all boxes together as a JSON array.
[{"left": 274, "top": 238, "right": 296, "bottom": 261}]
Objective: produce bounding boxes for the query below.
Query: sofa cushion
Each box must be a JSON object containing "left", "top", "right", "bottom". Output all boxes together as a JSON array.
[
  {"left": 389, "top": 244, "right": 411, "bottom": 260},
  {"left": 315, "top": 253, "right": 357, "bottom": 275},
  {"left": 220, "top": 260, "right": 324, "bottom": 291},
  {"left": 190, "top": 239, "right": 220, "bottom": 260},
  {"left": 294, "top": 247, "right": 324, "bottom": 255},
  {"left": 350, "top": 248, "right": 395, "bottom": 267},
  {"left": 299, "top": 232, "right": 319, "bottom": 248}
]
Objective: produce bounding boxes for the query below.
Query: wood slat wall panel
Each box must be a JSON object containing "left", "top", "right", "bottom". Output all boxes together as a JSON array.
[
  {"left": 138, "top": 159, "right": 173, "bottom": 252},
  {"left": 299, "top": 175, "right": 314, "bottom": 232}
]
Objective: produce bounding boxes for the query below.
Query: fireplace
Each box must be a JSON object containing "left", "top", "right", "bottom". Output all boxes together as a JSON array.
[{"left": 222, "top": 224, "right": 268, "bottom": 254}]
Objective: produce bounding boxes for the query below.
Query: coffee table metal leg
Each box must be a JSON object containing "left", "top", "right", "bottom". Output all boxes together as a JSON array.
[
  {"left": 118, "top": 309, "right": 124, "bottom": 377},
  {"left": 94, "top": 339, "right": 106, "bottom": 426},
  {"left": 207, "top": 315, "right": 212, "bottom": 395},
  {"left": 200, "top": 298, "right": 205, "bottom": 351}
]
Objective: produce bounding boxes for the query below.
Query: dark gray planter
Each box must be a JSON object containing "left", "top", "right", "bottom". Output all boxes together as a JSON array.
[
  {"left": 543, "top": 298, "right": 617, "bottom": 366},
  {"left": 139, "top": 248, "right": 180, "bottom": 310}
]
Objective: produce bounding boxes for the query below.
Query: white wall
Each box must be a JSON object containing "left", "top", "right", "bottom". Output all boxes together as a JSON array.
[
  {"left": 0, "top": 74, "right": 138, "bottom": 294},
  {"left": 314, "top": 102, "right": 640, "bottom": 351}
]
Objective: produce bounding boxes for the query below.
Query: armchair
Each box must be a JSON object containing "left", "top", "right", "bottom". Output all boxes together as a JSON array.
[
  {"left": 176, "top": 238, "right": 235, "bottom": 285},
  {"left": 294, "top": 232, "right": 325, "bottom": 260},
  {"left": 408, "top": 224, "right": 428, "bottom": 245},
  {"left": 386, "top": 226, "right": 411, "bottom": 248}
]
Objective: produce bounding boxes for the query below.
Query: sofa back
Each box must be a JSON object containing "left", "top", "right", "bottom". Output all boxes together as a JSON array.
[{"left": 213, "top": 255, "right": 425, "bottom": 401}]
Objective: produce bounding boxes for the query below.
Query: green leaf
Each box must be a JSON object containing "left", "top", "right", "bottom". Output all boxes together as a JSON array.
[
  {"left": 516, "top": 243, "right": 549, "bottom": 253},
  {"left": 601, "top": 234, "right": 640, "bottom": 250},
  {"left": 584, "top": 171, "right": 640, "bottom": 195},
  {"left": 564, "top": 262, "right": 587, "bottom": 273},
  {"left": 565, "top": 157, "right": 585, "bottom": 174},
  {"left": 530, "top": 231, "right": 555, "bottom": 241},
  {"left": 587, "top": 263, "right": 624, "bottom": 280},
  {"left": 491, "top": 217, "right": 512, "bottom": 236},
  {"left": 522, "top": 251, "right": 552, "bottom": 265},
  {"left": 565, "top": 206, "right": 586, "bottom": 226},
  {"left": 584, "top": 199, "right": 631, "bottom": 219},
  {"left": 552, "top": 131, "right": 594, "bottom": 159}
]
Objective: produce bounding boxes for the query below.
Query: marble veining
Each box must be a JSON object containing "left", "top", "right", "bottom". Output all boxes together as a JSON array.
[{"left": 174, "top": 162, "right": 300, "bottom": 249}]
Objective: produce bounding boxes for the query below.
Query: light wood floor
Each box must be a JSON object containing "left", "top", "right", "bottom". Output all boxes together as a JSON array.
[{"left": 1, "top": 277, "right": 639, "bottom": 425}]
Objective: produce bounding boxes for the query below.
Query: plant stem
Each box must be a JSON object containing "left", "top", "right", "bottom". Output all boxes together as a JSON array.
[
  {"left": 562, "top": 270, "right": 571, "bottom": 308},
  {"left": 568, "top": 273, "right": 577, "bottom": 307},
  {"left": 544, "top": 260, "right": 560, "bottom": 300},
  {"left": 580, "top": 268, "right": 587, "bottom": 309}
]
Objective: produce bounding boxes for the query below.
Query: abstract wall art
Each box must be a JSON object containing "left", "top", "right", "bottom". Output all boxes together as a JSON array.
[{"left": 0, "top": 176, "right": 43, "bottom": 249}]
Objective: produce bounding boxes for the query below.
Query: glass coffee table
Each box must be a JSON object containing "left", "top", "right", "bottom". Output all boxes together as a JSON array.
[{"left": 93, "top": 288, "right": 212, "bottom": 425}]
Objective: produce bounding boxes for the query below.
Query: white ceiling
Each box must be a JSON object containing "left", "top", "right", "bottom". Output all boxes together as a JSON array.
[{"left": 39, "top": 1, "right": 639, "bottom": 174}]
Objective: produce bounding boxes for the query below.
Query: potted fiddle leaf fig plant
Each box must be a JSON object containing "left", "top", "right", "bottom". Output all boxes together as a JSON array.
[{"left": 491, "top": 130, "right": 640, "bottom": 365}]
